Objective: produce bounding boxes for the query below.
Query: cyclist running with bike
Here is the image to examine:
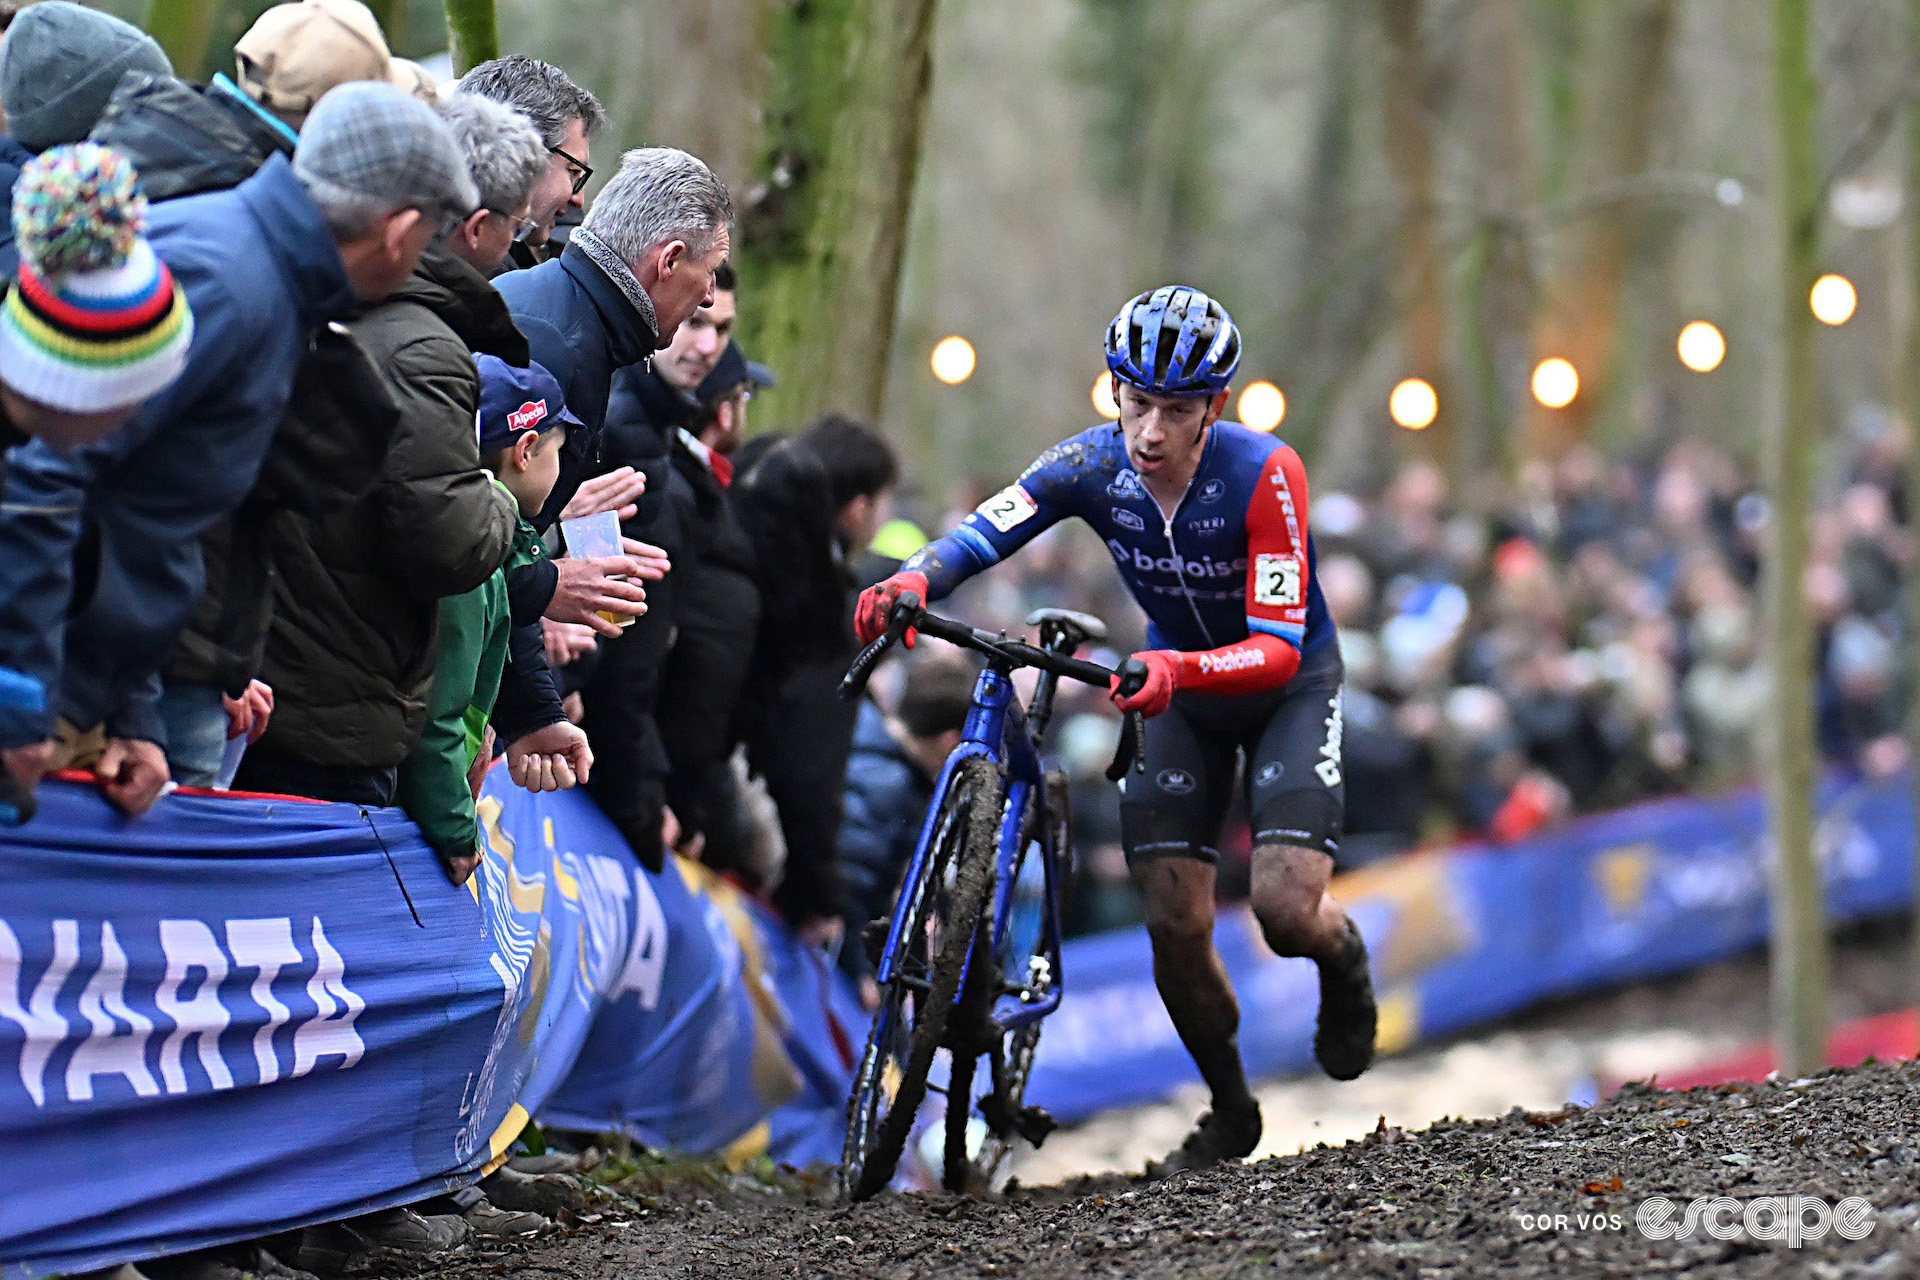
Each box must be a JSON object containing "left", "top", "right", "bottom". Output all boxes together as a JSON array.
[{"left": 856, "top": 286, "right": 1376, "bottom": 1176}]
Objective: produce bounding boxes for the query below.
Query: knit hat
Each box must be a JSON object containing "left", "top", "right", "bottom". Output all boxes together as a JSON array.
[
  {"left": 293, "top": 81, "right": 479, "bottom": 224},
  {"left": 234, "top": 0, "right": 391, "bottom": 118},
  {"left": 0, "top": 144, "right": 193, "bottom": 414},
  {"left": 0, "top": 2, "right": 173, "bottom": 152}
]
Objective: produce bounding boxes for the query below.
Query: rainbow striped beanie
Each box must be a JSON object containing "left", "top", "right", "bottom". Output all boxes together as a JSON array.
[{"left": 1, "top": 143, "right": 192, "bottom": 414}]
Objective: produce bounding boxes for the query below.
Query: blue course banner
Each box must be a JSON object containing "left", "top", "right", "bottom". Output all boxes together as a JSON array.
[
  {"left": 0, "top": 774, "right": 855, "bottom": 1279},
  {"left": 1028, "top": 771, "right": 1917, "bottom": 1125},
  {"left": 0, "top": 777, "right": 642, "bottom": 1278}
]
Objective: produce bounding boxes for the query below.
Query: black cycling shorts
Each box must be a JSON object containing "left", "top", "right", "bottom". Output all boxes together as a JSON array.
[{"left": 1119, "top": 644, "right": 1344, "bottom": 864}]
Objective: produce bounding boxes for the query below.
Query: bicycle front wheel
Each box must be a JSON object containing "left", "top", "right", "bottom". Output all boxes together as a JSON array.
[{"left": 841, "top": 754, "right": 1003, "bottom": 1201}]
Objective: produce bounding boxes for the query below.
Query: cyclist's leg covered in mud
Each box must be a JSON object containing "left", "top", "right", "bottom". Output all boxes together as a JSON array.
[
  {"left": 1241, "top": 646, "right": 1376, "bottom": 1080},
  {"left": 1120, "top": 698, "right": 1256, "bottom": 1122},
  {"left": 1242, "top": 649, "right": 1351, "bottom": 962}
]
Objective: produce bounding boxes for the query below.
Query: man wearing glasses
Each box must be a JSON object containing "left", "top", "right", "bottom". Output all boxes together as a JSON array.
[{"left": 456, "top": 54, "right": 606, "bottom": 268}]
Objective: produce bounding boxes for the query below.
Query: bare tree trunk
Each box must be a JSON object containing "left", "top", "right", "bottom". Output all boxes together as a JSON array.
[
  {"left": 1531, "top": 0, "right": 1675, "bottom": 458},
  {"left": 1379, "top": 0, "right": 1449, "bottom": 475},
  {"left": 1766, "top": 0, "right": 1828, "bottom": 1081},
  {"left": 145, "top": 0, "right": 222, "bottom": 81},
  {"left": 445, "top": 0, "right": 498, "bottom": 76},
  {"left": 1457, "top": 0, "right": 1535, "bottom": 486},
  {"left": 738, "top": 0, "right": 941, "bottom": 430}
]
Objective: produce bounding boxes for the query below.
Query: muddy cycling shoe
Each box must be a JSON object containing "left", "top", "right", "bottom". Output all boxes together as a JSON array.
[
  {"left": 1314, "top": 919, "right": 1378, "bottom": 1081},
  {"left": 1145, "top": 1100, "right": 1262, "bottom": 1180},
  {"left": 277, "top": 1206, "right": 469, "bottom": 1275}
]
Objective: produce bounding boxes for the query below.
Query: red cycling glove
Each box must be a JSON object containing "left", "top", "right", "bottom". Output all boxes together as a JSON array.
[
  {"left": 1112, "top": 634, "right": 1304, "bottom": 719},
  {"left": 854, "top": 569, "right": 929, "bottom": 646},
  {"left": 1111, "top": 650, "right": 1181, "bottom": 717}
]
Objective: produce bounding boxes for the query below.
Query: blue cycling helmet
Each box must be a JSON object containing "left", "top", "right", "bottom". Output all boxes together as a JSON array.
[{"left": 1105, "top": 286, "right": 1241, "bottom": 397}]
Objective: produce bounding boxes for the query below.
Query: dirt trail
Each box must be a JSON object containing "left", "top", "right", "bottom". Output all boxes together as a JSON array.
[{"left": 371, "top": 1057, "right": 1920, "bottom": 1279}]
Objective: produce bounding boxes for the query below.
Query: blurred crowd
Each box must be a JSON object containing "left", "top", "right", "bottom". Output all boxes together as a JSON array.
[{"left": 901, "top": 427, "right": 1915, "bottom": 935}]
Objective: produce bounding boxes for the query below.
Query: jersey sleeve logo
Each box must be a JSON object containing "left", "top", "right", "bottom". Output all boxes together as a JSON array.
[
  {"left": 1254, "top": 553, "right": 1303, "bottom": 607},
  {"left": 977, "top": 484, "right": 1040, "bottom": 533}
]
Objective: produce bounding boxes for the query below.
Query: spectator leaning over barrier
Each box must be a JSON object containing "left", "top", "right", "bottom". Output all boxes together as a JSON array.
[
  {"left": 398, "top": 356, "right": 579, "bottom": 884},
  {"left": 0, "top": 144, "right": 194, "bottom": 807},
  {"left": 495, "top": 147, "right": 730, "bottom": 868},
  {"left": 0, "top": 1, "right": 172, "bottom": 275},
  {"left": 89, "top": 0, "right": 391, "bottom": 205},
  {"left": 455, "top": 54, "right": 605, "bottom": 269},
  {"left": 0, "top": 81, "right": 476, "bottom": 816},
  {"left": 229, "top": 93, "right": 556, "bottom": 804}
]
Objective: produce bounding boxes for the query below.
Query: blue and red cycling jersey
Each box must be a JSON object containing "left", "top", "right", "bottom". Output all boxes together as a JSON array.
[{"left": 907, "top": 420, "right": 1334, "bottom": 687}]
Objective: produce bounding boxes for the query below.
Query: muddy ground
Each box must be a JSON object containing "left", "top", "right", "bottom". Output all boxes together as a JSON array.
[
  {"left": 355, "top": 924, "right": 1918, "bottom": 1279},
  {"left": 368, "top": 1058, "right": 1920, "bottom": 1279}
]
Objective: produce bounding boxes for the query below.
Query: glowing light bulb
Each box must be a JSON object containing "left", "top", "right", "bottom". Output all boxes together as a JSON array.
[
  {"left": 930, "top": 335, "right": 976, "bottom": 384},
  {"left": 1531, "top": 357, "right": 1579, "bottom": 409},
  {"left": 1236, "top": 381, "right": 1286, "bottom": 433},
  {"left": 1389, "top": 378, "right": 1438, "bottom": 430},
  {"left": 1809, "top": 273, "right": 1857, "bottom": 326},
  {"left": 1676, "top": 321, "right": 1726, "bottom": 373}
]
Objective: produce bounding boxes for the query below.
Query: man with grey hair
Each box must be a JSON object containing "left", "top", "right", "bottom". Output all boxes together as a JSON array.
[
  {"left": 436, "top": 91, "right": 546, "bottom": 271},
  {"left": 0, "top": 80, "right": 475, "bottom": 818},
  {"left": 457, "top": 53, "right": 606, "bottom": 259},
  {"left": 495, "top": 145, "right": 731, "bottom": 870}
]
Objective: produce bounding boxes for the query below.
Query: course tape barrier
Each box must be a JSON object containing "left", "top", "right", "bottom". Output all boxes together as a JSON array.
[
  {"left": 0, "top": 773, "right": 857, "bottom": 1278},
  {"left": 1030, "top": 770, "right": 1916, "bottom": 1123}
]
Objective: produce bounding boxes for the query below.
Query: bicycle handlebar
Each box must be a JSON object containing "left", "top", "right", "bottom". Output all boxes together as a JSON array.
[{"left": 840, "top": 593, "right": 1147, "bottom": 780}]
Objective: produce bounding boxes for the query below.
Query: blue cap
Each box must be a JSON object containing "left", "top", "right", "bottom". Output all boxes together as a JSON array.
[{"left": 476, "top": 355, "right": 579, "bottom": 455}]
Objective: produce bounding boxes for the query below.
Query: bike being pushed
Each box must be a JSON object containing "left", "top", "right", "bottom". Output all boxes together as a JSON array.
[{"left": 837, "top": 592, "right": 1147, "bottom": 1201}]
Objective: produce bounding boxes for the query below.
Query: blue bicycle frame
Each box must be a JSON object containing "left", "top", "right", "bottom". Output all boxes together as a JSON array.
[{"left": 873, "top": 665, "right": 1065, "bottom": 1030}]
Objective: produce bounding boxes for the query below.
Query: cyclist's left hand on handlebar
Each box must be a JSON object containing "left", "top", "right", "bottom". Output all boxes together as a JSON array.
[
  {"left": 1111, "top": 649, "right": 1180, "bottom": 717},
  {"left": 854, "top": 569, "right": 929, "bottom": 646}
]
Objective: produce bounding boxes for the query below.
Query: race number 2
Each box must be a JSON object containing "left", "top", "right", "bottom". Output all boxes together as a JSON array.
[
  {"left": 977, "top": 484, "right": 1040, "bottom": 533},
  {"left": 1253, "top": 553, "right": 1302, "bottom": 607}
]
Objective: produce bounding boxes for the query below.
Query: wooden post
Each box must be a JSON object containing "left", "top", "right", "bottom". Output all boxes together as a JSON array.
[
  {"left": 1765, "top": 0, "right": 1828, "bottom": 1080},
  {"left": 737, "top": 0, "right": 942, "bottom": 430}
]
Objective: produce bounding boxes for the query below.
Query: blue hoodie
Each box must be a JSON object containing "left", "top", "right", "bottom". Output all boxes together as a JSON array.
[{"left": 0, "top": 153, "right": 355, "bottom": 747}]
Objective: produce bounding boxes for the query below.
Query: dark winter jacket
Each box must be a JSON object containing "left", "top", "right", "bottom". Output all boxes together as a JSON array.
[
  {"left": 0, "top": 134, "right": 38, "bottom": 278},
  {"left": 88, "top": 72, "right": 292, "bottom": 204},
  {"left": 493, "top": 231, "right": 661, "bottom": 530},
  {"left": 163, "top": 323, "right": 398, "bottom": 696},
  {"left": 254, "top": 241, "right": 524, "bottom": 768},
  {"left": 836, "top": 700, "right": 936, "bottom": 977},
  {"left": 0, "top": 154, "right": 355, "bottom": 749},
  {"left": 658, "top": 431, "right": 761, "bottom": 839}
]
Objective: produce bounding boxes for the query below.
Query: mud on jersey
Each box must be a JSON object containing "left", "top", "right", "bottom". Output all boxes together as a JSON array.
[{"left": 906, "top": 421, "right": 1334, "bottom": 657}]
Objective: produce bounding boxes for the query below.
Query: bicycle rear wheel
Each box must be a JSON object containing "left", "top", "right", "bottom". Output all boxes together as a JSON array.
[{"left": 842, "top": 755, "right": 1003, "bottom": 1201}]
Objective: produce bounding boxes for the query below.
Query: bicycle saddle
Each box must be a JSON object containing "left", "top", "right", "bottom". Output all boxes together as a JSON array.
[{"left": 1026, "top": 607, "right": 1107, "bottom": 648}]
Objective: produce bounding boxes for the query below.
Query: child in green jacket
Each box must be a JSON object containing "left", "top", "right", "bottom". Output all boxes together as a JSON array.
[{"left": 397, "top": 356, "right": 577, "bottom": 882}]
